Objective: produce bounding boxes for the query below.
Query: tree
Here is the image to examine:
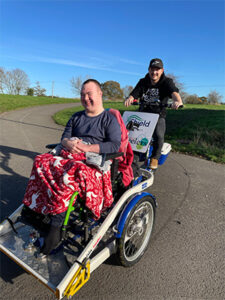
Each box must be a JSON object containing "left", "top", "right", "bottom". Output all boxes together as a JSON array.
[
  {"left": 199, "top": 96, "right": 208, "bottom": 104},
  {"left": 33, "top": 81, "right": 46, "bottom": 96},
  {"left": 26, "top": 88, "right": 34, "bottom": 96},
  {"left": 70, "top": 75, "right": 90, "bottom": 96},
  {"left": 122, "top": 85, "right": 133, "bottom": 98},
  {"left": 0, "top": 68, "right": 29, "bottom": 95},
  {"left": 166, "top": 73, "right": 187, "bottom": 101},
  {"left": 0, "top": 67, "right": 5, "bottom": 93},
  {"left": 185, "top": 94, "right": 202, "bottom": 104},
  {"left": 70, "top": 76, "right": 82, "bottom": 96},
  {"left": 207, "top": 90, "right": 223, "bottom": 104},
  {"left": 101, "top": 80, "right": 123, "bottom": 101},
  {"left": 3, "top": 71, "right": 14, "bottom": 94},
  {"left": 13, "top": 69, "right": 29, "bottom": 94},
  {"left": 2, "top": 68, "right": 29, "bottom": 95}
]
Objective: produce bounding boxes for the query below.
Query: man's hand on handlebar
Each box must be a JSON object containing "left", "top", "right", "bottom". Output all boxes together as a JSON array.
[
  {"left": 171, "top": 92, "right": 183, "bottom": 110},
  {"left": 124, "top": 96, "right": 134, "bottom": 107},
  {"left": 172, "top": 101, "right": 183, "bottom": 110}
]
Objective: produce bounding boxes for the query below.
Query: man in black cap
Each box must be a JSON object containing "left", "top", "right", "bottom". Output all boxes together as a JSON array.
[{"left": 124, "top": 58, "right": 183, "bottom": 169}]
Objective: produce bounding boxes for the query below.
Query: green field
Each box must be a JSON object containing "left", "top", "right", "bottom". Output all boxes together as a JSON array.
[
  {"left": 54, "top": 103, "right": 225, "bottom": 164},
  {"left": 1, "top": 95, "right": 224, "bottom": 163},
  {"left": 0, "top": 94, "right": 79, "bottom": 113}
]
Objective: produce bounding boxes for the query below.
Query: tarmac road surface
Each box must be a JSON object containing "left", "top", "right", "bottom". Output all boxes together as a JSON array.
[{"left": 0, "top": 104, "right": 224, "bottom": 300}]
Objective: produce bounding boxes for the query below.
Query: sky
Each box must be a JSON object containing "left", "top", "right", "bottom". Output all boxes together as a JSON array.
[{"left": 1, "top": 0, "right": 225, "bottom": 101}]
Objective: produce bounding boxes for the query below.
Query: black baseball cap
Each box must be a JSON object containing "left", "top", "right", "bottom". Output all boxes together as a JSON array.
[{"left": 149, "top": 58, "right": 163, "bottom": 69}]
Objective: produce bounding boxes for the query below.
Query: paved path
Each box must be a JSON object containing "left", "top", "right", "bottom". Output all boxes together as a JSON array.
[{"left": 0, "top": 104, "right": 224, "bottom": 300}]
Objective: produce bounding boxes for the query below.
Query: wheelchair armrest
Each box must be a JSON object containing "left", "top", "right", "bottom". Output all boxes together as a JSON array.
[
  {"left": 45, "top": 143, "right": 60, "bottom": 149},
  {"left": 102, "top": 152, "right": 124, "bottom": 162},
  {"left": 101, "top": 152, "right": 123, "bottom": 168}
]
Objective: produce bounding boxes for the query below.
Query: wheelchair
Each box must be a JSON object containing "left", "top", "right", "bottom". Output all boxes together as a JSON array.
[{"left": 0, "top": 110, "right": 171, "bottom": 299}]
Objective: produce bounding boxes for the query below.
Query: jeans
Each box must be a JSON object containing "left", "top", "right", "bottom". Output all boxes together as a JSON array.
[
  {"left": 50, "top": 211, "right": 66, "bottom": 227},
  {"left": 151, "top": 117, "right": 166, "bottom": 160}
]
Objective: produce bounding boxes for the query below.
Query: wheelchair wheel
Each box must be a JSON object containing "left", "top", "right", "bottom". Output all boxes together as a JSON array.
[{"left": 117, "top": 196, "right": 155, "bottom": 267}]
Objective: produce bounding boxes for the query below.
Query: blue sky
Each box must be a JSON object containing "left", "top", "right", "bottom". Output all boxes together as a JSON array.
[{"left": 1, "top": 0, "right": 225, "bottom": 101}]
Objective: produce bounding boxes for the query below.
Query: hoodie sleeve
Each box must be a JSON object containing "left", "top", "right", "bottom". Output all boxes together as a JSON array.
[
  {"left": 130, "top": 78, "right": 145, "bottom": 99},
  {"left": 165, "top": 78, "right": 179, "bottom": 97}
]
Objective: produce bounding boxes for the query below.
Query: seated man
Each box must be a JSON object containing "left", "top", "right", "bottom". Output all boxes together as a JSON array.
[{"left": 23, "top": 79, "right": 122, "bottom": 255}]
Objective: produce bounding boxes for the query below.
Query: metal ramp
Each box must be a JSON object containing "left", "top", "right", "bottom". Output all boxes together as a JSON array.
[{"left": 0, "top": 223, "right": 70, "bottom": 288}]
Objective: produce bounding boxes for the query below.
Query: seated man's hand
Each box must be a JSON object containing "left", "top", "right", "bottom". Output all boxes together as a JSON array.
[
  {"left": 62, "top": 138, "right": 100, "bottom": 154},
  {"left": 62, "top": 138, "right": 82, "bottom": 154},
  {"left": 76, "top": 141, "right": 100, "bottom": 154}
]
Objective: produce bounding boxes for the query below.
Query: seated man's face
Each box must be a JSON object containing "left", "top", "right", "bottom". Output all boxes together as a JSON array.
[{"left": 81, "top": 82, "right": 103, "bottom": 115}]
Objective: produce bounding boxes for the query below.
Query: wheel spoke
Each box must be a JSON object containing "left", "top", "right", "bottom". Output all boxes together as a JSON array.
[
  {"left": 122, "top": 200, "right": 154, "bottom": 262},
  {"left": 125, "top": 241, "right": 134, "bottom": 256}
]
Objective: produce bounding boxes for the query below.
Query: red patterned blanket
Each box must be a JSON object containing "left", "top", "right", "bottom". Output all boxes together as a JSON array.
[{"left": 23, "top": 149, "right": 113, "bottom": 219}]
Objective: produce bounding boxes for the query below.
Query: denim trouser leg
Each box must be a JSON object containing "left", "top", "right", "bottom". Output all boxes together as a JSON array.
[
  {"left": 41, "top": 212, "right": 66, "bottom": 255},
  {"left": 50, "top": 211, "right": 66, "bottom": 227},
  {"left": 152, "top": 117, "right": 166, "bottom": 159}
]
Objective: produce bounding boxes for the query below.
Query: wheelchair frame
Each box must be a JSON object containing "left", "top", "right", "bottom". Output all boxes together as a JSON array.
[
  {"left": 0, "top": 111, "right": 171, "bottom": 299},
  {"left": 0, "top": 166, "right": 155, "bottom": 299}
]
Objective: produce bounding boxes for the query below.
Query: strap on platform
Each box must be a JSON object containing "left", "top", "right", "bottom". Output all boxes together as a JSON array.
[{"left": 6, "top": 217, "right": 18, "bottom": 234}]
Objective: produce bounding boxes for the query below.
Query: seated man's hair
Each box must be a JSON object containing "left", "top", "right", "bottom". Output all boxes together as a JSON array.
[{"left": 82, "top": 79, "right": 102, "bottom": 91}]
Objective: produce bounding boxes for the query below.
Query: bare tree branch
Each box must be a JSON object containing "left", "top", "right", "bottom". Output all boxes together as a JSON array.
[
  {"left": 166, "top": 73, "right": 188, "bottom": 101},
  {"left": 122, "top": 85, "right": 133, "bottom": 98},
  {"left": 33, "top": 81, "right": 46, "bottom": 96},
  {"left": 1, "top": 68, "right": 29, "bottom": 95},
  {"left": 70, "top": 75, "right": 91, "bottom": 96},
  {"left": 0, "top": 67, "right": 5, "bottom": 93},
  {"left": 207, "top": 90, "right": 223, "bottom": 104}
]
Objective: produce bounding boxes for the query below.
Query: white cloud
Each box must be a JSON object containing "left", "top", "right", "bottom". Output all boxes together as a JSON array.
[{"left": 4, "top": 54, "right": 143, "bottom": 76}]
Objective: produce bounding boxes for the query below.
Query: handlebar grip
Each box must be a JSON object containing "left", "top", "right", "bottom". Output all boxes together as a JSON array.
[{"left": 167, "top": 104, "right": 183, "bottom": 109}]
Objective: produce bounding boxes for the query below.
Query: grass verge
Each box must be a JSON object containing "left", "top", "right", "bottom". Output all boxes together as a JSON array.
[
  {"left": 54, "top": 103, "right": 225, "bottom": 164},
  {"left": 0, "top": 94, "right": 79, "bottom": 113}
]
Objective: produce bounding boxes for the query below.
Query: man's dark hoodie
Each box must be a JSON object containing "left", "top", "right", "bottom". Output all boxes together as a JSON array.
[{"left": 130, "top": 73, "right": 179, "bottom": 118}]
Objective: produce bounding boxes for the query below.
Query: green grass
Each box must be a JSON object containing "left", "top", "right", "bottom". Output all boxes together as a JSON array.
[
  {"left": 54, "top": 103, "right": 225, "bottom": 164},
  {"left": 180, "top": 104, "right": 225, "bottom": 110},
  {"left": 53, "top": 101, "right": 138, "bottom": 125},
  {"left": 165, "top": 107, "right": 225, "bottom": 163},
  {"left": 0, "top": 94, "right": 79, "bottom": 113},
  {"left": 1, "top": 94, "right": 224, "bottom": 163}
]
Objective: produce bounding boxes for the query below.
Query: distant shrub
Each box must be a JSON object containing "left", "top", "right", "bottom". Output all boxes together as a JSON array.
[
  {"left": 185, "top": 94, "right": 202, "bottom": 104},
  {"left": 199, "top": 96, "right": 208, "bottom": 104},
  {"left": 207, "top": 90, "right": 223, "bottom": 104},
  {"left": 34, "top": 81, "right": 46, "bottom": 97},
  {"left": 26, "top": 88, "right": 34, "bottom": 96},
  {"left": 46, "top": 95, "right": 59, "bottom": 98}
]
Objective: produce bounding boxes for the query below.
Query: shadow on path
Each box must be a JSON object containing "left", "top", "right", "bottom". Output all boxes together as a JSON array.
[
  {"left": 0, "top": 146, "right": 42, "bottom": 283},
  {"left": 0, "top": 145, "right": 40, "bottom": 219},
  {"left": 0, "top": 117, "right": 64, "bottom": 132}
]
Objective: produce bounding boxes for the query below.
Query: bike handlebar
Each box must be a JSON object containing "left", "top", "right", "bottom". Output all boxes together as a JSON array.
[
  {"left": 166, "top": 103, "right": 183, "bottom": 109},
  {"left": 135, "top": 102, "right": 183, "bottom": 109}
]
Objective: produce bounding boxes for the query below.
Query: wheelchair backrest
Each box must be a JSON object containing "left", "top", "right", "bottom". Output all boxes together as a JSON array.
[{"left": 108, "top": 109, "right": 134, "bottom": 188}]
